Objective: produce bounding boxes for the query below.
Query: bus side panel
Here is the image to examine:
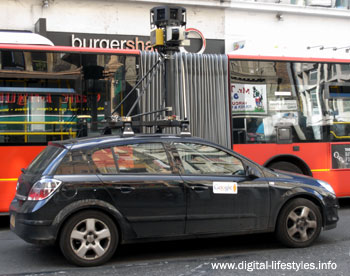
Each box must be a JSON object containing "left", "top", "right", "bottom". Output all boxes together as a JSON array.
[
  {"left": 232, "top": 143, "right": 349, "bottom": 197},
  {"left": 312, "top": 170, "right": 350, "bottom": 198},
  {"left": 0, "top": 146, "right": 45, "bottom": 213},
  {"left": 233, "top": 143, "right": 328, "bottom": 171}
]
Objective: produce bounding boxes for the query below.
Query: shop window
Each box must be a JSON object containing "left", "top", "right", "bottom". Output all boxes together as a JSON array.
[
  {"left": 1, "top": 51, "right": 25, "bottom": 70},
  {"left": 31, "top": 52, "right": 47, "bottom": 72}
]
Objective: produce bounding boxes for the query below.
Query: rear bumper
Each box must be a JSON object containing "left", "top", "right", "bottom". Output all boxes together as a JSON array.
[{"left": 9, "top": 200, "right": 56, "bottom": 245}]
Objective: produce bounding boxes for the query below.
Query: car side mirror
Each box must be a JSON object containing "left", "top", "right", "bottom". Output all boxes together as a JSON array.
[{"left": 246, "top": 165, "right": 259, "bottom": 179}]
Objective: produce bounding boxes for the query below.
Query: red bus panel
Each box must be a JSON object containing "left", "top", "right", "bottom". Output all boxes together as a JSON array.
[
  {"left": 233, "top": 143, "right": 350, "bottom": 197},
  {"left": 0, "top": 146, "right": 45, "bottom": 212}
]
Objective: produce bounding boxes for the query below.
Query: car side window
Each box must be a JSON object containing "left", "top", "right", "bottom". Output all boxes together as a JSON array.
[
  {"left": 113, "top": 143, "right": 172, "bottom": 174},
  {"left": 174, "top": 142, "right": 245, "bottom": 175},
  {"left": 91, "top": 148, "right": 118, "bottom": 174},
  {"left": 55, "top": 150, "right": 95, "bottom": 175}
]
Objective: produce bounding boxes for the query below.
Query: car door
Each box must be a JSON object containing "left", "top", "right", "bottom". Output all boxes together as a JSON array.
[
  {"left": 93, "top": 141, "right": 186, "bottom": 238},
  {"left": 171, "top": 141, "right": 270, "bottom": 235}
]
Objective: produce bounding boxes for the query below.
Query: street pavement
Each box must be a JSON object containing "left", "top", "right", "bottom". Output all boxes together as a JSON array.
[{"left": 0, "top": 199, "right": 349, "bottom": 276}]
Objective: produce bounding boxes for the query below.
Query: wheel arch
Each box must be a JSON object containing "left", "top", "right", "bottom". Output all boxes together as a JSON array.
[
  {"left": 53, "top": 199, "right": 135, "bottom": 244},
  {"left": 273, "top": 193, "right": 325, "bottom": 231},
  {"left": 264, "top": 155, "right": 312, "bottom": 176}
]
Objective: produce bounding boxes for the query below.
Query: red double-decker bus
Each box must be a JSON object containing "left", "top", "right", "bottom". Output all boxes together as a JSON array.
[
  {"left": 0, "top": 39, "right": 140, "bottom": 213},
  {"left": 229, "top": 48, "right": 350, "bottom": 197}
]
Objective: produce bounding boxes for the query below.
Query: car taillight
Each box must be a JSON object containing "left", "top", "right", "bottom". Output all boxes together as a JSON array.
[{"left": 27, "top": 179, "right": 62, "bottom": 201}]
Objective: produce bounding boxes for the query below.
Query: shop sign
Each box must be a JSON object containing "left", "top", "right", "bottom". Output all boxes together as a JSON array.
[
  {"left": 0, "top": 93, "right": 94, "bottom": 105},
  {"left": 71, "top": 28, "right": 207, "bottom": 53},
  {"left": 71, "top": 34, "right": 153, "bottom": 51}
]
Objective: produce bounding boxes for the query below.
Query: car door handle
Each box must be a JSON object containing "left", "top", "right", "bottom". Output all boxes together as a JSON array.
[
  {"left": 190, "top": 185, "right": 209, "bottom": 192},
  {"left": 115, "top": 186, "right": 135, "bottom": 193}
]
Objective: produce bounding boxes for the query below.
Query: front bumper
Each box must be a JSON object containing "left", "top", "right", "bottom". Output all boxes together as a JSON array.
[{"left": 322, "top": 196, "right": 339, "bottom": 230}]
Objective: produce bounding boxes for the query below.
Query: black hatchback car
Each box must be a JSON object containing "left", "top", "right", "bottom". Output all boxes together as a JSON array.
[{"left": 10, "top": 134, "right": 338, "bottom": 266}]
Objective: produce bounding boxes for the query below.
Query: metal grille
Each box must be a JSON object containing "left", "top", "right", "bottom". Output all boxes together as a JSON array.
[{"left": 139, "top": 51, "right": 231, "bottom": 148}]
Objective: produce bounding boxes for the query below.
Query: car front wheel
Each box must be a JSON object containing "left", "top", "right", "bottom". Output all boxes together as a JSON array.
[
  {"left": 59, "top": 210, "right": 118, "bottom": 266},
  {"left": 276, "top": 198, "right": 322, "bottom": 248}
]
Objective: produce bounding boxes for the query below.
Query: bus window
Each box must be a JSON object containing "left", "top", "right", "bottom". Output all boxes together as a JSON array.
[
  {"left": 0, "top": 51, "right": 138, "bottom": 144},
  {"left": 230, "top": 60, "right": 339, "bottom": 144},
  {"left": 1, "top": 51, "right": 25, "bottom": 70}
]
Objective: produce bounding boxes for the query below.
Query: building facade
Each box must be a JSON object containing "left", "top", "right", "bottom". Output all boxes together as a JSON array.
[{"left": 1, "top": 0, "right": 350, "bottom": 54}]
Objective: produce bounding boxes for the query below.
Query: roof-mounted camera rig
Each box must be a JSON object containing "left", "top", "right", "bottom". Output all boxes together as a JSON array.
[
  {"left": 105, "top": 115, "right": 191, "bottom": 138},
  {"left": 150, "top": 6, "right": 189, "bottom": 53},
  {"left": 104, "top": 6, "right": 190, "bottom": 137}
]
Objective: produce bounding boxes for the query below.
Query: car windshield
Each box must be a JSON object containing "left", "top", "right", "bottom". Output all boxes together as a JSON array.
[{"left": 26, "top": 145, "right": 65, "bottom": 174}]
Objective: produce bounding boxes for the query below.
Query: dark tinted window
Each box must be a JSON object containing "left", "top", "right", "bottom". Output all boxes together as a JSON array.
[
  {"left": 113, "top": 143, "right": 171, "bottom": 174},
  {"left": 55, "top": 150, "right": 95, "bottom": 175},
  {"left": 26, "top": 145, "right": 64, "bottom": 174},
  {"left": 174, "top": 142, "right": 244, "bottom": 175},
  {"left": 327, "top": 83, "right": 350, "bottom": 98},
  {"left": 1, "top": 51, "right": 25, "bottom": 70}
]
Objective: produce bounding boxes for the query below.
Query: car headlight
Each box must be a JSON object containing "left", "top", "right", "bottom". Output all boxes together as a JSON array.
[{"left": 317, "top": 180, "right": 335, "bottom": 195}]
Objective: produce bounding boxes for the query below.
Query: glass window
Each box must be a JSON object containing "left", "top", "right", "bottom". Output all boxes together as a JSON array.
[
  {"left": 113, "top": 143, "right": 171, "bottom": 174},
  {"left": 0, "top": 93, "right": 79, "bottom": 144},
  {"left": 1, "top": 51, "right": 25, "bottom": 70},
  {"left": 0, "top": 51, "right": 139, "bottom": 143},
  {"left": 327, "top": 83, "right": 350, "bottom": 98},
  {"left": 26, "top": 145, "right": 64, "bottom": 174},
  {"left": 174, "top": 142, "right": 244, "bottom": 175},
  {"left": 55, "top": 150, "right": 94, "bottom": 175},
  {"left": 231, "top": 60, "right": 350, "bottom": 143},
  {"left": 91, "top": 148, "right": 117, "bottom": 174}
]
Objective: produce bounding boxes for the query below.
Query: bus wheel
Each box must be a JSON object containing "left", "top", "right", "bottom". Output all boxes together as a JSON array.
[
  {"left": 276, "top": 198, "right": 322, "bottom": 248},
  {"left": 59, "top": 210, "right": 118, "bottom": 266},
  {"left": 268, "top": 161, "right": 303, "bottom": 174}
]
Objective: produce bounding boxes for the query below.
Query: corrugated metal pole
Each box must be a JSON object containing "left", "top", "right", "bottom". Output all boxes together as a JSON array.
[
  {"left": 181, "top": 54, "right": 188, "bottom": 120},
  {"left": 165, "top": 52, "right": 176, "bottom": 117}
]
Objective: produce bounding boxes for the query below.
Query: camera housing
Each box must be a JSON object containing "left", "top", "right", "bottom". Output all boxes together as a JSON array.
[
  {"left": 150, "top": 6, "right": 189, "bottom": 50},
  {"left": 150, "top": 6, "right": 186, "bottom": 28}
]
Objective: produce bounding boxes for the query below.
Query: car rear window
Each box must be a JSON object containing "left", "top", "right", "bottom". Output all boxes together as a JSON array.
[{"left": 26, "top": 145, "right": 65, "bottom": 174}]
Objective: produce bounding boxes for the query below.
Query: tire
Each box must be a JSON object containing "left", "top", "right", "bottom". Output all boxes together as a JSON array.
[
  {"left": 59, "top": 210, "right": 118, "bottom": 266},
  {"left": 276, "top": 198, "right": 322, "bottom": 248},
  {"left": 268, "top": 161, "right": 304, "bottom": 175}
]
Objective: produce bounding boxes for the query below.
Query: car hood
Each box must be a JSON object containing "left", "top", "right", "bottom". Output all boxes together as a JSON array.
[{"left": 261, "top": 167, "right": 324, "bottom": 189}]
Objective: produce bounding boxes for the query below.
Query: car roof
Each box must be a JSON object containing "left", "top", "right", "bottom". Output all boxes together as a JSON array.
[{"left": 49, "top": 134, "right": 213, "bottom": 150}]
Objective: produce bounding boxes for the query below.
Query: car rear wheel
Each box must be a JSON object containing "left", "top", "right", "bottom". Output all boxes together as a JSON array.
[
  {"left": 59, "top": 210, "right": 118, "bottom": 266},
  {"left": 276, "top": 198, "right": 322, "bottom": 248}
]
